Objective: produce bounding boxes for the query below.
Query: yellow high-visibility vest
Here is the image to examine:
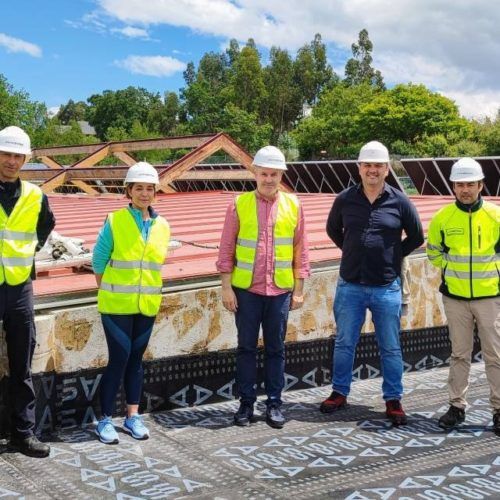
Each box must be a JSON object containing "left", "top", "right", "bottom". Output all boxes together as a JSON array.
[
  {"left": 427, "top": 200, "right": 500, "bottom": 299},
  {"left": 98, "top": 208, "right": 170, "bottom": 316},
  {"left": 231, "top": 191, "right": 299, "bottom": 290},
  {"left": 0, "top": 181, "right": 42, "bottom": 285}
]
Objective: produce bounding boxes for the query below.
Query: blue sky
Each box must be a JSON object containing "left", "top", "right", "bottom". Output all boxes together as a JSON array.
[{"left": 1, "top": 0, "right": 500, "bottom": 119}]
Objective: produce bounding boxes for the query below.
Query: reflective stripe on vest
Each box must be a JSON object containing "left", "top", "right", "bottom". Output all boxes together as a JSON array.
[
  {"left": 0, "top": 181, "right": 42, "bottom": 285},
  {"left": 231, "top": 191, "right": 299, "bottom": 290},
  {"left": 433, "top": 202, "right": 500, "bottom": 298},
  {"left": 97, "top": 207, "right": 170, "bottom": 316}
]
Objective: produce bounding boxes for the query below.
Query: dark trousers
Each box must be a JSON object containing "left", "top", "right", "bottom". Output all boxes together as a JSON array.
[
  {"left": 234, "top": 288, "right": 291, "bottom": 406},
  {"left": 1, "top": 281, "right": 37, "bottom": 438},
  {"left": 99, "top": 313, "right": 155, "bottom": 417}
]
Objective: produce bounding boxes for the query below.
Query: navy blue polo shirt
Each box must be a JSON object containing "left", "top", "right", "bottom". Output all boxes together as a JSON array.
[{"left": 326, "top": 183, "right": 424, "bottom": 285}]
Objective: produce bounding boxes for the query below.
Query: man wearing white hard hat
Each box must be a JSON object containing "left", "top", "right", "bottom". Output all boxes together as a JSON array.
[
  {"left": 217, "top": 145, "right": 310, "bottom": 429},
  {"left": 0, "top": 126, "right": 55, "bottom": 457},
  {"left": 92, "top": 162, "right": 170, "bottom": 444},
  {"left": 427, "top": 158, "right": 500, "bottom": 434},
  {"left": 321, "top": 141, "right": 424, "bottom": 425}
]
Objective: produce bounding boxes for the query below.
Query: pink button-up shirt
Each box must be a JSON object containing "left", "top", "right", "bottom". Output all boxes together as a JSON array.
[{"left": 216, "top": 191, "right": 311, "bottom": 296}]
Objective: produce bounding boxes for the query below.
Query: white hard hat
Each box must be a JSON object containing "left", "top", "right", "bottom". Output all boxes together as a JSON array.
[
  {"left": 449, "top": 157, "right": 484, "bottom": 182},
  {"left": 124, "top": 162, "right": 159, "bottom": 186},
  {"left": 358, "top": 141, "right": 389, "bottom": 163},
  {"left": 0, "top": 126, "right": 31, "bottom": 156},
  {"left": 252, "top": 145, "right": 287, "bottom": 171}
]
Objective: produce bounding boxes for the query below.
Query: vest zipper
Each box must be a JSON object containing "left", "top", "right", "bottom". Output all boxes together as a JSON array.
[
  {"left": 138, "top": 217, "right": 152, "bottom": 313},
  {"left": 478, "top": 225, "right": 481, "bottom": 249},
  {"left": 469, "top": 209, "right": 474, "bottom": 299}
]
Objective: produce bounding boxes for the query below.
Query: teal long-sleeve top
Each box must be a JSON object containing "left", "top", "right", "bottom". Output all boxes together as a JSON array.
[{"left": 92, "top": 205, "right": 158, "bottom": 274}]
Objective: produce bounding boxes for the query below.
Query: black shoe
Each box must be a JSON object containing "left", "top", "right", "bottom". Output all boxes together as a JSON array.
[
  {"left": 9, "top": 435, "right": 50, "bottom": 458},
  {"left": 438, "top": 405, "right": 465, "bottom": 429},
  {"left": 234, "top": 402, "right": 255, "bottom": 427},
  {"left": 493, "top": 412, "right": 500, "bottom": 436},
  {"left": 266, "top": 403, "right": 285, "bottom": 429}
]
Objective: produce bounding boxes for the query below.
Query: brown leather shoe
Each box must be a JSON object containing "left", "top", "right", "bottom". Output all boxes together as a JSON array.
[
  {"left": 385, "top": 400, "right": 408, "bottom": 426},
  {"left": 320, "top": 391, "right": 347, "bottom": 413}
]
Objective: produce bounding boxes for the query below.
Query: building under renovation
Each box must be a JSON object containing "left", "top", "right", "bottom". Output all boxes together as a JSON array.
[{"left": 0, "top": 132, "right": 499, "bottom": 497}]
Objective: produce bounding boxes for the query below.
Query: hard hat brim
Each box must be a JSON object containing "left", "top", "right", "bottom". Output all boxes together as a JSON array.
[
  {"left": 252, "top": 162, "right": 287, "bottom": 171},
  {"left": 450, "top": 174, "right": 484, "bottom": 182},
  {"left": 0, "top": 145, "right": 31, "bottom": 156},
  {"left": 357, "top": 159, "right": 389, "bottom": 164}
]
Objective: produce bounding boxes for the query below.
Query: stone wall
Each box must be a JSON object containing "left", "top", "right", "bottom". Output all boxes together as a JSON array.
[{"left": 0, "top": 255, "right": 444, "bottom": 378}]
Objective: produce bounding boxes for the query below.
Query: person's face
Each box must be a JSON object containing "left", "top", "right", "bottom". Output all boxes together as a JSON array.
[
  {"left": 0, "top": 151, "right": 25, "bottom": 182},
  {"left": 453, "top": 181, "right": 483, "bottom": 204},
  {"left": 254, "top": 167, "right": 283, "bottom": 199},
  {"left": 358, "top": 162, "right": 389, "bottom": 190},
  {"left": 128, "top": 183, "right": 156, "bottom": 209}
]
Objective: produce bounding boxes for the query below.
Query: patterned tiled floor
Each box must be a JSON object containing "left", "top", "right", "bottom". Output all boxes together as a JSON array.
[{"left": 1, "top": 363, "right": 499, "bottom": 499}]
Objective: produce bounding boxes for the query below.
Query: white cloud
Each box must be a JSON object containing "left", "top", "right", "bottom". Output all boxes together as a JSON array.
[
  {"left": 112, "top": 26, "right": 150, "bottom": 38},
  {"left": 115, "top": 55, "right": 185, "bottom": 76},
  {"left": 96, "top": 0, "right": 500, "bottom": 117},
  {"left": 48, "top": 106, "right": 61, "bottom": 118},
  {"left": 445, "top": 90, "right": 500, "bottom": 120},
  {"left": 0, "top": 33, "right": 42, "bottom": 57}
]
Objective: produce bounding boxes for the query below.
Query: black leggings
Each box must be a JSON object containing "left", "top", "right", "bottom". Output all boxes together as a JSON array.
[{"left": 99, "top": 313, "right": 155, "bottom": 416}]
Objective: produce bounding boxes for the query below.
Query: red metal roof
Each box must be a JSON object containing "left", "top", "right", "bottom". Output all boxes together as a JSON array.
[{"left": 33, "top": 192, "right": 500, "bottom": 297}]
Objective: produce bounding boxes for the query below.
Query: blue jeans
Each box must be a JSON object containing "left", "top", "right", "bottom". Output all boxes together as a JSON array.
[
  {"left": 332, "top": 277, "right": 403, "bottom": 400},
  {"left": 234, "top": 288, "right": 291, "bottom": 406}
]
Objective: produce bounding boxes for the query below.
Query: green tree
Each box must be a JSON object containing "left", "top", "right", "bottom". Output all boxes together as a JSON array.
[
  {"left": 226, "top": 39, "right": 240, "bottom": 66},
  {"left": 0, "top": 73, "right": 47, "bottom": 133},
  {"left": 264, "top": 47, "right": 302, "bottom": 140},
  {"left": 294, "top": 34, "right": 337, "bottom": 105},
  {"left": 147, "top": 91, "right": 179, "bottom": 135},
  {"left": 180, "top": 52, "right": 230, "bottom": 133},
  {"left": 219, "top": 103, "right": 272, "bottom": 152},
  {"left": 180, "top": 78, "right": 227, "bottom": 133},
  {"left": 357, "top": 83, "right": 469, "bottom": 148},
  {"left": 183, "top": 62, "right": 196, "bottom": 86},
  {"left": 475, "top": 110, "right": 500, "bottom": 155},
  {"left": 226, "top": 45, "right": 267, "bottom": 116},
  {"left": 86, "top": 86, "right": 162, "bottom": 140},
  {"left": 294, "top": 83, "right": 376, "bottom": 159},
  {"left": 57, "top": 99, "right": 88, "bottom": 124},
  {"left": 31, "top": 120, "right": 98, "bottom": 164},
  {"left": 344, "top": 29, "right": 384, "bottom": 89}
]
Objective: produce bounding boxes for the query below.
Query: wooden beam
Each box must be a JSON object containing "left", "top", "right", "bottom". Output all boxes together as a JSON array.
[
  {"left": 32, "top": 134, "right": 215, "bottom": 158},
  {"left": 41, "top": 171, "right": 67, "bottom": 194},
  {"left": 40, "top": 145, "right": 111, "bottom": 192},
  {"left": 65, "top": 168, "right": 129, "bottom": 180},
  {"left": 113, "top": 151, "right": 137, "bottom": 166},
  {"left": 70, "top": 144, "right": 110, "bottom": 169},
  {"left": 40, "top": 156, "right": 63, "bottom": 169},
  {"left": 158, "top": 134, "right": 228, "bottom": 190},
  {"left": 109, "top": 134, "right": 214, "bottom": 153},
  {"left": 217, "top": 134, "right": 254, "bottom": 169},
  {"left": 70, "top": 180, "right": 99, "bottom": 195},
  {"left": 39, "top": 155, "right": 99, "bottom": 193},
  {"left": 20, "top": 170, "right": 58, "bottom": 181},
  {"left": 33, "top": 144, "right": 105, "bottom": 157},
  {"left": 217, "top": 134, "right": 292, "bottom": 192},
  {"left": 179, "top": 169, "right": 254, "bottom": 181}
]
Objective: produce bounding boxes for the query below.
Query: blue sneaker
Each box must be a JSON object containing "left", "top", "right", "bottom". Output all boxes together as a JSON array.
[
  {"left": 95, "top": 416, "right": 119, "bottom": 444},
  {"left": 123, "top": 414, "right": 149, "bottom": 440}
]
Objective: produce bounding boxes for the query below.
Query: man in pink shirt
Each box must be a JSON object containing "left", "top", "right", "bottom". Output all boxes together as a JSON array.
[{"left": 216, "top": 145, "right": 310, "bottom": 429}]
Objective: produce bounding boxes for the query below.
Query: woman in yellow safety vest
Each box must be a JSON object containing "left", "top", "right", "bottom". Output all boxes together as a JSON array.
[{"left": 92, "top": 162, "right": 170, "bottom": 444}]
